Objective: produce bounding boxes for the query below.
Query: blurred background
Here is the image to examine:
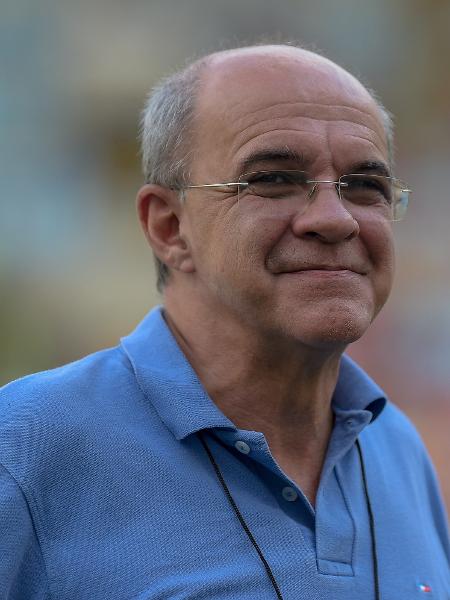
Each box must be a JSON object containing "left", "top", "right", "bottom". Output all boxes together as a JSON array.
[{"left": 1, "top": 0, "right": 449, "bottom": 511}]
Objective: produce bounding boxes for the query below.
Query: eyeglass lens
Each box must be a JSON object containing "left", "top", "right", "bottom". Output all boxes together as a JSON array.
[{"left": 238, "top": 170, "right": 409, "bottom": 221}]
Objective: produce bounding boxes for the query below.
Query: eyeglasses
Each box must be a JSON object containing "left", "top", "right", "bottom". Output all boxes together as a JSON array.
[{"left": 182, "top": 170, "right": 411, "bottom": 221}]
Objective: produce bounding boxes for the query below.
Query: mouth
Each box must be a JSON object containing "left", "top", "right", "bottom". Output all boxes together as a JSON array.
[{"left": 279, "top": 265, "right": 367, "bottom": 276}]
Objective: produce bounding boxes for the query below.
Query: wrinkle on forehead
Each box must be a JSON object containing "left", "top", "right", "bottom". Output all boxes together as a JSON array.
[
  {"left": 230, "top": 101, "right": 385, "bottom": 137},
  {"left": 229, "top": 111, "right": 388, "bottom": 173},
  {"left": 233, "top": 129, "right": 387, "bottom": 170},
  {"left": 230, "top": 110, "right": 386, "bottom": 154}
]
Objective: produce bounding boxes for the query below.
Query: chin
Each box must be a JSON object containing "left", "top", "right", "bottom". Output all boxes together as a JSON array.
[{"left": 281, "top": 302, "right": 374, "bottom": 349}]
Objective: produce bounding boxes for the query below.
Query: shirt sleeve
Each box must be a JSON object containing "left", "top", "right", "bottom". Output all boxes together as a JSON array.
[{"left": 0, "top": 462, "right": 50, "bottom": 599}]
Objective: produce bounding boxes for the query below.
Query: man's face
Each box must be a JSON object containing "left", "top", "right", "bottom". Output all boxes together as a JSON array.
[{"left": 177, "top": 48, "right": 395, "bottom": 350}]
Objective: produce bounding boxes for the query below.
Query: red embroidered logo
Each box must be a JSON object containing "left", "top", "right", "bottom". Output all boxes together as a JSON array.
[{"left": 418, "top": 583, "right": 432, "bottom": 593}]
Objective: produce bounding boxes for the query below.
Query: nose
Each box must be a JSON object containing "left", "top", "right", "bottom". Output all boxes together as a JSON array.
[{"left": 290, "top": 182, "right": 360, "bottom": 243}]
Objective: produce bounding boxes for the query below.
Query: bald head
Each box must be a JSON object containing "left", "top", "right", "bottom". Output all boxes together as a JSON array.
[
  {"left": 201, "top": 45, "right": 374, "bottom": 100},
  {"left": 140, "top": 43, "right": 393, "bottom": 290}
]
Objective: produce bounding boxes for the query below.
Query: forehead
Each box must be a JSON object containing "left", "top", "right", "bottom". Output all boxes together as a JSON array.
[{"left": 193, "top": 48, "right": 388, "bottom": 177}]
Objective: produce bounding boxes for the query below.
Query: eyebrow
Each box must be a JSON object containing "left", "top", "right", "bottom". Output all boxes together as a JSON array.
[
  {"left": 238, "top": 148, "right": 307, "bottom": 174},
  {"left": 237, "top": 152, "right": 392, "bottom": 178},
  {"left": 348, "top": 160, "right": 391, "bottom": 178}
]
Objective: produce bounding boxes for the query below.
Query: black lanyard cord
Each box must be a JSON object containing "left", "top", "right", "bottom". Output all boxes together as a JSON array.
[
  {"left": 198, "top": 431, "right": 284, "bottom": 599},
  {"left": 198, "top": 431, "right": 380, "bottom": 600},
  {"left": 355, "top": 438, "right": 380, "bottom": 600}
]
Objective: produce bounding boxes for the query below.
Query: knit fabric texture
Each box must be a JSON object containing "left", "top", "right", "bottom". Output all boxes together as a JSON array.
[{"left": 0, "top": 306, "right": 449, "bottom": 599}]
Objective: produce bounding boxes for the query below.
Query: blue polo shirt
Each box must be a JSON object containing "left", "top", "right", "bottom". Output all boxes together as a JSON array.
[{"left": 0, "top": 307, "right": 449, "bottom": 599}]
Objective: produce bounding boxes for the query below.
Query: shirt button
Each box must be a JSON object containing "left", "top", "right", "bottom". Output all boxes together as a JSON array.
[
  {"left": 282, "top": 486, "right": 298, "bottom": 502},
  {"left": 235, "top": 440, "right": 251, "bottom": 454}
]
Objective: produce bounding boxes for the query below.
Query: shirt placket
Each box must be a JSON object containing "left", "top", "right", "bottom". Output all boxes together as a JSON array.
[{"left": 212, "top": 410, "right": 372, "bottom": 576}]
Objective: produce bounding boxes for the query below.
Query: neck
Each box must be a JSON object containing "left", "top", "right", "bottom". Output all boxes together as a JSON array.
[{"left": 163, "top": 288, "right": 345, "bottom": 503}]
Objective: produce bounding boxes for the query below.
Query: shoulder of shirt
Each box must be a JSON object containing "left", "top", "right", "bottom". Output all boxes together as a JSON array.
[
  {"left": 0, "top": 344, "right": 147, "bottom": 486},
  {"left": 0, "top": 344, "right": 133, "bottom": 425},
  {"left": 368, "top": 399, "right": 432, "bottom": 461},
  {"left": 374, "top": 400, "right": 420, "bottom": 434}
]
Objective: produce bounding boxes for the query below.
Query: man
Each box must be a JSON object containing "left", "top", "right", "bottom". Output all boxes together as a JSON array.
[{"left": 0, "top": 45, "right": 448, "bottom": 599}]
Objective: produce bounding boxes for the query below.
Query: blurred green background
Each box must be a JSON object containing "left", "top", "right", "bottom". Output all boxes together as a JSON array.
[{"left": 1, "top": 0, "right": 449, "bottom": 511}]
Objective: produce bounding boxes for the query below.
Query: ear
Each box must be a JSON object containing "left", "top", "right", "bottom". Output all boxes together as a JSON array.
[{"left": 136, "top": 184, "right": 195, "bottom": 274}]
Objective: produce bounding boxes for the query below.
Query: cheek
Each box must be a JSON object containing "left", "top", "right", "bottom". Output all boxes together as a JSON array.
[
  {"left": 239, "top": 212, "right": 293, "bottom": 261},
  {"left": 197, "top": 210, "right": 291, "bottom": 276},
  {"left": 362, "top": 221, "right": 395, "bottom": 307},
  {"left": 233, "top": 216, "right": 295, "bottom": 283}
]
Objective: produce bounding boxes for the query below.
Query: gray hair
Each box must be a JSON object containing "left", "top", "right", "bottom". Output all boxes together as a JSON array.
[
  {"left": 140, "top": 46, "right": 394, "bottom": 292},
  {"left": 140, "top": 59, "right": 208, "bottom": 291}
]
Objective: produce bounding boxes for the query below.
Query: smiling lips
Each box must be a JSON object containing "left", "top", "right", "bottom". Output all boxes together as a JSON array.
[{"left": 280, "top": 265, "right": 367, "bottom": 275}]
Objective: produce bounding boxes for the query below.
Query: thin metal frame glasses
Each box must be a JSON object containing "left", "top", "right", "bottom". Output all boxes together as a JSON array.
[{"left": 183, "top": 170, "right": 411, "bottom": 221}]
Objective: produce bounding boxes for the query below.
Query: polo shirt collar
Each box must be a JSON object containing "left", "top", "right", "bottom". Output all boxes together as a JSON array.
[
  {"left": 121, "top": 306, "right": 386, "bottom": 440},
  {"left": 332, "top": 354, "right": 386, "bottom": 423},
  {"left": 120, "top": 306, "right": 235, "bottom": 440}
]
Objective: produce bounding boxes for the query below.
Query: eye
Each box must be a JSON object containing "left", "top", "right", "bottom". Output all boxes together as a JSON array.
[
  {"left": 340, "top": 174, "right": 393, "bottom": 205},
  {"left": 246, "top": 171, "right": 308, "bottom": 185},
  {"left": 242, "top": 170, "right": 309, "bottom": 199},
  {"left": 248, "top": 171, "right": 290, "bottom": 184}
]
